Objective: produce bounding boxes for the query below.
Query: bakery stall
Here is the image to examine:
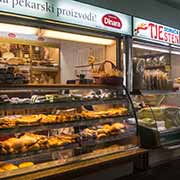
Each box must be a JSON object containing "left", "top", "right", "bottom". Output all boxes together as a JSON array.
[
  {"left": 131, "top": 17, "right": 180, "bottom": 167},
  {"left": 0, "top": 1, "right": 146, "bottom": 179}
]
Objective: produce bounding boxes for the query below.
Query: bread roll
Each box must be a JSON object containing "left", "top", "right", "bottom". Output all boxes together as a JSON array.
[
  {"left": 18, "top": 162, "right": 34, "bottom": 168},
  {"left": 1, "top": 163, "right": 18, "bottom": 170}
]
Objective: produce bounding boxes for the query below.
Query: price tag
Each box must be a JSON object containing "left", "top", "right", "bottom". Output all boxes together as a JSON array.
[
  {"left": 157, "top": 121, "right": 166, "bottom": 131},
  {"left": 165, "top": 65, "right": 171, "bottom": 72}
]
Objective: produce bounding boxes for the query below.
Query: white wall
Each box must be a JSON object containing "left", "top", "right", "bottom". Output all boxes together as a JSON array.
[{"left": 60, "top": 40, "right": 116, "bottom": 83}]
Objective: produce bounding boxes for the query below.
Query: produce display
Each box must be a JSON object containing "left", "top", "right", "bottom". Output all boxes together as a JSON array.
[
  {"left": 0, "top": 107, "right": 128, "bottom": 128},
  {"left": 138, "top": 106, "right": 180, "bottom": 130}
]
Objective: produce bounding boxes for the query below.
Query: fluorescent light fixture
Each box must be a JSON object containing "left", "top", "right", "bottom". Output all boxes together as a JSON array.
[
  {"left": 0, "top": 23, "right": 38, "bottom": 35},
  {"left": 133, "top": 37, "right": 169, "bottom": 46},
  {"left": 171, "top": 45, "right": 180, "bottom": 49},
  {"left": 171, "top": 50, "right": 180, "bottom": 55},
  {"left": 133, "top": 44, "right": 169, "bottom": 53},
  {"left": 43, "top": 29, "right": 115, "bottom": 45}
]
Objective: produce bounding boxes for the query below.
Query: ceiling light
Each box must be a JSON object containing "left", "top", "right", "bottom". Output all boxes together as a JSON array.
[
  {"left": 0, "top": 23, "right": 38, "bottom": 35},
  {"left": 133, "top": 44, "right": 169, "bottom": 53},
  {"left": 43, "top": 30, "right": 115, "bottom": 45}
]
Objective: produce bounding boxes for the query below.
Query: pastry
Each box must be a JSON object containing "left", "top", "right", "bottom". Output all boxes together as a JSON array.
[
  {"left": 18, "top": 162, "right": 34, "bottom": 168},
  {"left": 175, "top": 77, "right": 180, "bottom": 84},
  {"left": 16, "top": 115, "right": 41, "bottom": 124},
  {"left": 97, "top": 133, "right": 107, "bottom": 139},
  {"left": 28, "top": 143, "right": 40, "bottom": 151},
  {"left": 19, "top": 133, "right": 38, "bottom": 146},
  {"left": 0, "top": 133, "right": 75, "bottom": 155},
  {"left": 1, "top": 163, "right": 18, "bottom": 171},
  {"left": 111, "top": 123, "right": 125, "bottom": 130},
  {"left": 0, "top": 168, "right": 5, "bottom": 172},
  {"left": 103, "top": 124, "right": 111, "bottom": 129}
]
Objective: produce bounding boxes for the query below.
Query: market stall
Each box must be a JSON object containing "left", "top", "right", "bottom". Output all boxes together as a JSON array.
[
  {"left": 131, "top": 17, "right": 180, "bottom": 167},
  {"left": 0, "top": 1, "right": 145, "bottom": 179}
]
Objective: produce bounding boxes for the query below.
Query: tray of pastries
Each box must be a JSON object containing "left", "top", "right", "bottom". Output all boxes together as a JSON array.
[
  {"left": 0, "top": 107, "right": 128, "bottom": 129},
  {"left": 0, "top": 133, "right": 78, "bottom": 156}
]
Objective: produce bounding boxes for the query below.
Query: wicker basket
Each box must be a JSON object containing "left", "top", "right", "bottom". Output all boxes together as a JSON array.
[{"left": 93, "top": 60, "right": 123, "bottom": 85}]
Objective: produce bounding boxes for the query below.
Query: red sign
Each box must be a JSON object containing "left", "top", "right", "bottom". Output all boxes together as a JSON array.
[
  {"left": 102, "top": 14, "right": 122, "bottom": 29},
  {"left": 8, "top": 33, "right": 16, "bottom": 38},
  {"left": 148, "top": 23, "right": 179, "bottom": 44}
]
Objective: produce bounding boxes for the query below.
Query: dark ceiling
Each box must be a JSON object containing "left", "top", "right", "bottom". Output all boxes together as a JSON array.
[{"left": 157, "top": 0, "right": 180, "bottom": 9}]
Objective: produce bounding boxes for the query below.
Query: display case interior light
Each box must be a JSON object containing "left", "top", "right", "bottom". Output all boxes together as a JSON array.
[
  {"left": 133, "top": 44, "right": 169, "bottom": 53},
  {"left": 42, "top": 30, "right": 115, "bottom": 45},
  {"left": 171, "top": 50, "right": 180, "bottom": 55},
  {"left": 133, "top": 43, "right": 180, "bottom": 55},
  {"left": 0, "top": 23, "right": 39, "bottom": 35}
]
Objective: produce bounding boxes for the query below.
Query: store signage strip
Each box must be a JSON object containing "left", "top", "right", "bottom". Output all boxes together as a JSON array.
[
  {"left": 0, "top": 0, "right": 131, "bottom": 35},
  {"left": 133, "top": 17, "right": 180, "bottom": 45}
]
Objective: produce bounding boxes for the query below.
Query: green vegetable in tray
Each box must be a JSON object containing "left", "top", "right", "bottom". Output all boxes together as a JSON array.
[{"left": 139, "top": 118, "right": 156, "bottom": 127}]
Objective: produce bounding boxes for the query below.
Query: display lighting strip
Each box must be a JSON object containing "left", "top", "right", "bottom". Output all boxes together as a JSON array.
[
  {"left": 0, "top": 23, "right": 115, "bottom": 45},
  {"left": 170, "top": 50, "right": 180, "bottom": 55},
  {"left": 133, "top": 37, "right": 170, "bottom": 46},
  {"left": 133, "top": 43, "right": 180, "bottom": 55},
  {"left": 133, "top": 44, "right": 169, "bottom": 53},
  {"left": 0, "top": 23, "right": 38, "bottom": 35},
  {"left": 42, "top": 29, "right": 115, "bottom": 45}
]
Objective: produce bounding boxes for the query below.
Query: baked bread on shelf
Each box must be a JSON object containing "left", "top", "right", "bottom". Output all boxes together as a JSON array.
[
  {"left": 81, "top": 122, "right": 127, "bottom": 140},
  {"left": 0, "top": 161, "right": 34, "bottom": 173},
  {"left": 0, "top": 133, "right": 76, "bottom": 155},
  {"left": 0, "top": 107, "right": 128, "bottom": 129},
  {"left": 18, "top": 162, "right": 34, "bottom": 168},
  {"left": 0, "top": 163, "right": 18, "bottom": 171}
]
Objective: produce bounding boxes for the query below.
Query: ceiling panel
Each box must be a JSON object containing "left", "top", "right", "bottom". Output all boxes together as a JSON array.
[{"left": 157, "top": 0, "right": 180, "bottom": 9}]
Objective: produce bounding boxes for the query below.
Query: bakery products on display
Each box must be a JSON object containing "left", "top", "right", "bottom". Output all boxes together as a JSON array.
[
  {"left": 0, "top": 133, "right": 77, "bottom": 155},
  {"left": 0, "top": 90, "right": 118, "bottom": 105},
  {"left": 81, "top": 122, "right": 127, "bottom": 140},
  {"left": 175, "top": 77, "right": 180, "bottom": 84},
  {"left": 18, "top": 162, "right": 34, "bottom": 168},
  {"left": 0, "top": 107, "right": 128, "bottom": 128},
  {"left": 0, "top": 67, "right": 29, "bottom": 84},
  {"left": 0, "top": 163, "right": 18, "bottom": 171},
  {"left": 0, "top": 161, "right": 34, "bottom": 173}
]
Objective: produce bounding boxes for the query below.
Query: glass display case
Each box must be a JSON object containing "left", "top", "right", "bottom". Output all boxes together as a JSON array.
[
  {"left": 132, "top": 41, "right": 180, "bottom": 150},
  {"left": 0, "top": 84, "right": 139, "bottom": 179},
  {"left": 132, "top": 92, "right": 180, "bottom": 148}
]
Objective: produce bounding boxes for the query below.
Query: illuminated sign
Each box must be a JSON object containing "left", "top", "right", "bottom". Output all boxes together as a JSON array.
[
  {"left": 134, "top": 17, "right": 180, "bottom": 45},
  {"left": 0, "top": 0, "right": 132, "bottom": 35}
]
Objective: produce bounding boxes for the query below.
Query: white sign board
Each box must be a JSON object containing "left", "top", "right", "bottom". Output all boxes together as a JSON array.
[
  {"left": 0, "top": 0, "right": 132, "bottom": 35},
  {"left": 134, "top": 17, "right": 180, "bottom": 45}
]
